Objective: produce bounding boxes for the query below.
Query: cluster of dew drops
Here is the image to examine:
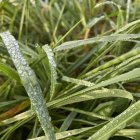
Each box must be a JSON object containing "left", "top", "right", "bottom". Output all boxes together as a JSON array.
[
  {"left": 43, "top": 45, "right": 57, "bottom": 79},
  {"left": 0, "top": 31, "right": 33, "bottom": 78}
]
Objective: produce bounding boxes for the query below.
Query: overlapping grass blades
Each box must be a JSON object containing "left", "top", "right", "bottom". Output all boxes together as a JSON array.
[
  {"left": 1, "top": 1, "right": 140, "bottom": 139},
  {"left": 0, "top": 62, "right": 20, "bottom": 81},
  {"left": 29, "top": 127, "right": 93, "bottom": 140},
  {"left": 0, "top": 31, "right": 56, "bottom": 140},
  {"left": 88, "top": 101, "right": 140, "bottom": 140},
  {"left": 49, "top": 68, "right": 138, "bottom": 108}
]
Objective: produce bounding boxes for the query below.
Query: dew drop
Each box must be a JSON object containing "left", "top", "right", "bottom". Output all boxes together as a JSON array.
[
  {"left": 49, "top": 117, "right": 51, "bottom": 121},
  {"left": 104, "top": 125, "right": 107, "bottom": 129},
  {"left": 131, "top": 104, "right": 135, "bottom": 108},
  {"left": 18, "top": 69, "right": 23, "bottom": 74},
  {"left": 68, "top": 132, "right": 72, "bottom": 136},
  {"left": 28, "top": 70, "right": 33, "bottom": 76}
]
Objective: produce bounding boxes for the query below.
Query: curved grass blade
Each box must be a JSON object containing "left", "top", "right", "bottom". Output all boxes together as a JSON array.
[
  {"left": 0, "top": 88, "right": 133, "bottom": 126},
  {"left": 60, "top": 112, "right": 77, "bottom": 132},
  {"left": 117, "top": 129, "right": 140, "bottom": 140},
  {"left": 49, "top": 89, "right": 133, "bottom": 108},
  {"left": 43, "top": 45, "right": 57, "bottom": 100},
  {"left": 95, "top": 1, "right": 120, "bottom": 9},
  {"left": 60, "top": 107, "right": 111, "bottom": 120},
  {"left": 62, "top": 76, "right": 95, "bottom": 87},
  {"left": 0, "top": 31, "right": 56, "bottom": 140},
  {"left": 86, "top": 15, "right": 105, "bottom": 28},
  {"left": 28, "top": 127, "right": 93, "bottom": 140},
  {"left": 0, "top": 62, "right": 20, "bottom": 81},
  {"left": 0, "top": 110, "right": 34, "bottom": 126},
  {"left": 87, "top": 101, "right": 140, "bottom": 140},
  {"left": 116, "top": 19, "right": 140, "bottom": 33},
  {"left": 0, "top": 100, "right": 30, "bottom": 121},
  {"left": 54, "top": 34, "right": 140, "bottom": 51},
  {"left": 49, "top": 68, "right": 139, "bottom": 107},
  {"left": 1, "top": 116, "right": 33, "bottom": 140},
  {"left": 84, "top": 48, "right": 140, "bottom": 77}
]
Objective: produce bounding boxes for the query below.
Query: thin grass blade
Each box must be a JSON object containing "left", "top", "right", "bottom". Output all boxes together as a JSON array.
[
  {"left": 54, "top": 34, "right": 140, "bottom": 51},
  {"left": 43, "top": 44, "right": 57, "bottom": 100}
]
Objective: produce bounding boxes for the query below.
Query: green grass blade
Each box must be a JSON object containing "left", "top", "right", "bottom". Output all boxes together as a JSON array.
[
  {"left": 54, "top": 34, "right": 140, "bottom": 51},
  {"left": 43, "top": 44, "right": 57, "bottom": 100},
  {"left": 0, "top": 31, "right": 56, "bottom": 140},
  {"left": 86, "top": 15, "right": 105, "bottom": 28},
  {"left": 84, "top": 48, "right": 140, "bottom": 77},
  {"left": 60, "top": 112, "right": 77, "bottom": 132},
  {"left": 0, "top": 110, "right": 34, "bottom": 126},
  {"left": 49, "top": 89, "right": 133, "bottom": 108},
  {"left": 117, "top": 129, "right": 140, "bottom": 140},
  {"left": 0, "top": 62, "right": 20, "bottom": 81},
  {"left": 28, "top": 127, "right": 93, "bottom": 140},
  {"left": 18, "top": 0, "right": 27, "bottom": 40},
  {"left": 126, "top": 0, "right": 131, "bottom": 23},
  {"left": 60, "top": 107, "right": 111, "bottom": 120},
  {"left": 49, "top": 68, "right": 139, "bottom": 107},
  {"left": 87, "top": 101, "right": 140, "bottom": 140},
  {"left": 62, "top": 76, "right": 95, "bottom": 87},
  {"left": 95, "top": 1, "right": 120, "bottom": 9}
]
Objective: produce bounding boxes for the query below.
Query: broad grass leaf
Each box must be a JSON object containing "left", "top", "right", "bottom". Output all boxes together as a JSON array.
[{"left": 0, "top": 31, "right": 56, "bottom": 140}]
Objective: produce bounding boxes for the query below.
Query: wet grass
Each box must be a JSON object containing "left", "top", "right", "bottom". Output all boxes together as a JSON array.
[{"left": 0, "top": 0, "right": 140, "bottom": 140}]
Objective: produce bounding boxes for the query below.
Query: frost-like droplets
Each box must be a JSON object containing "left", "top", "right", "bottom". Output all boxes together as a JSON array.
[
  {"left": 0, "top": 31, "right": 56, "bottom": 140},
  {"left": 68, "top": 132, "right": 72, "bottom": 136},
  {"left": 62, "top": 76, "right": 95, "bottom": 87},
  {"left": 43, "top": 45, "right": 57, "bottom": 80},
  {"left": 43, "top": 44, "right": 57, "bottom": 100},
  {"left": 18, "top": 69, "right": 23, "bottom": 74},
  {"left": 49, "top": 117, "right": 52, "bottom": 121},
  {"left": 88, "top": 100, "right": 140, "bottom": 140},
  {"left": 43, "top": 45, "right": 57, "bottom": 68},
  {"left": 0, "top": 31, "right": 34, "bottom": 78}
]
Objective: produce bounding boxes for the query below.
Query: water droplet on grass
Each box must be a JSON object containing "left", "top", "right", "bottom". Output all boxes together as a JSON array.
[
  {"left": 68, "top": 132, "right": 72, "bottom": 136},
  {"left": 49, "top": 117, "right": 51, "bottom": 121}
]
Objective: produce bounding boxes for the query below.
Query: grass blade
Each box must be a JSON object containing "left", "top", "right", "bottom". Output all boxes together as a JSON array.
[
  {"left": 43, "top": 44, "right": 57, "bottom": 100},
  {"left": 49, "top": 89, "right": 133, "bottom": 108},
  {"left": 0, "top": 31, "right": 56, "bottom": 140},
  {"left": 87, "top": 101, "right": 140, "bottom": 140},
  {"left": 0, "top": 110, "right": 34, "bottom": 126},
  {"left": 62, "top": 76, "right": 95, "bottom": 87},
  {"left": 0, "top": 62, "right": 20, "bottom": 81},
  {"left": 117, "top": 129, "right": 140, "bottom": 139},
  {"left": 28, "top": 127, "right": 93, "bottom": 140},
  {"left": 54, "top": 34, "right": 140, "bottom": 51},
  {"left": 60, "top": 112, "right": 77, "bottom": 132}
]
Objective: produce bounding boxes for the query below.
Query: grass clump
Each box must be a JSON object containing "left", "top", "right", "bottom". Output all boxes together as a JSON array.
[{"left": 0, "top": 0, "right": 140, "bottom": 140}]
